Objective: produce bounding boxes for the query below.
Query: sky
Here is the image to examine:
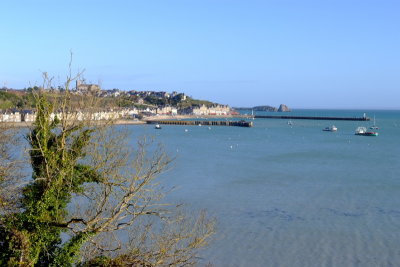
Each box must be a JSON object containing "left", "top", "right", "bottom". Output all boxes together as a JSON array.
[{"left": 1, "top": 0, "right": 399, "bottom": 109}]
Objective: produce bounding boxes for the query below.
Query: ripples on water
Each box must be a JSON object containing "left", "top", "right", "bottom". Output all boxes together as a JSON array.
[{"left": 125, "top": 109, "right": 400, "bottom": 267}]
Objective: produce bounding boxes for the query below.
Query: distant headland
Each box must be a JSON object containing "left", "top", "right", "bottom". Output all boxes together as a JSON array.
[{"left": 234, "top": 104, "right": 291, "bottom": 112}]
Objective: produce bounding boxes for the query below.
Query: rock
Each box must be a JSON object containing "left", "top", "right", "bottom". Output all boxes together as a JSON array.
[
  {"left": 252, "top": 106, "right": 278, "bottom": 112},
  {"left": 278, "top": 104, "right": 291, "bottom": 112}
]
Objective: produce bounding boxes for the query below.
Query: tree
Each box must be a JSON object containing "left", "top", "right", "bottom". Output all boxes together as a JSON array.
[{"left": 0, "top": 70, "right": 214, "bottom": 266}]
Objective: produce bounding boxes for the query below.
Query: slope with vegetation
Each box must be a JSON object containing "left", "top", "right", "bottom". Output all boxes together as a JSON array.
[
  {"left": 0, "top": 74, "right": 215, "bottom": 266},
  {"left": 0, "top": 90, "right": 36, "bottom": 110},
  {"left": 0, "top": 89, "right": 218, "bottom": 111}
]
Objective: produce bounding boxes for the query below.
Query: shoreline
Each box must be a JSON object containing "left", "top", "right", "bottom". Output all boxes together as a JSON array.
[
  {"left": 1, "top": 115, "right": 250, "bottom": 128},
  {"left": 144, "top": 114, "right": 249, "bottom": 121}
]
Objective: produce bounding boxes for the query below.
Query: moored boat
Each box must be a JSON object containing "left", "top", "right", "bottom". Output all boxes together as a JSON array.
[
  {"left": 323, "top": 125, "right": 337, "bottom": 132},
  {"left": 370, "top": 115, "right": 379, "bottom": 130},
  {"left": 355, "top": 126, "right": 378, "bottom": 136}
]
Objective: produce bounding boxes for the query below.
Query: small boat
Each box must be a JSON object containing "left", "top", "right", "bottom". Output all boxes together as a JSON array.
[
  {"left": 355, "top": 127, "right": 366, "bottom": 135},
  {"left": 155, "top": 124, "right": 161, "bottom": 129},
  {"left": 355, "top": 126, "right": 378, "bottom": 136},
  {"left": 322, "top": 125, "right": 337, "bottom": 132},
  {"left": 287, "top": 120, "right": 293, "bottom": 126},
  {"left": 370, "top": 115, "right": 379, "bottom": 130}
]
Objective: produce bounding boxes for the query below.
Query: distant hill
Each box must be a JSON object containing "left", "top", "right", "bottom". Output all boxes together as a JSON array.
[
  {"left": 234, "top": 104, "right": 291, "bottom": 112},
  {"left": 234, "top": 106, "right": 275, "bottom": 111},
  {"left": 252, "top": 105, "right": 278, "bottom": 112},
  {"left": 0, "top": 89, "right": 220, "bottom": 111}
]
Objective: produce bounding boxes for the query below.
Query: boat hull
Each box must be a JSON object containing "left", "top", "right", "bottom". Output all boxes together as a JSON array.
[{"left": 355, "top": 132, "right": 378, "bottom": 136}]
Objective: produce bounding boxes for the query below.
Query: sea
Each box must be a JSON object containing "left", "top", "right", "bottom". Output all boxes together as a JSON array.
[
  {"left": 122, "top": 109, "right": 400, "bottom": 266},
  {"left": 123, "top": 110, "right": 400, "bottom": 266},
  {"left": 123, "top": 109, "right": 400, "bottom": 266}
]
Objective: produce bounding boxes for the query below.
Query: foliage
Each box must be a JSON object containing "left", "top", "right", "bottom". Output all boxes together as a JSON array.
[
  {"left": 177, "top": 97, "right": 215, "bottom": 109},
  {"left": 0, "top": 74, "right": 215, "bottom": 266},
  {"left": 1, "top": 93, "right": 101, "bottom": 266},
  {"left": 0, "top": 91, "right": 36, "bottom": 109},
  {"left": 144, "top": 95, "right": 168, "bottom": 106},
  {"left": 0, "top": 89, "right": 218, "bottom": 112}
]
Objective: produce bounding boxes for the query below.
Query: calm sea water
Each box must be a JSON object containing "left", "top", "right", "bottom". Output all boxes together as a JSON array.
[{"left": 126, "top": 109, "right": 400, "bottom": 267}]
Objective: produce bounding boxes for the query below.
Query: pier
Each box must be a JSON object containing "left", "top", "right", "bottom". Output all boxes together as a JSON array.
[
  {"left": 254, "top": 115, "right": 370, "bottom": 121},
  {"left": 147, "top": 120, "right": 253, "bottom": 127}
]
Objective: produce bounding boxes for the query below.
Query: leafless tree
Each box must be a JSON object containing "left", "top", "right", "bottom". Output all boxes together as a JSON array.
[{"left": 0, "top": 58, "right": 215, "bottom": 266}]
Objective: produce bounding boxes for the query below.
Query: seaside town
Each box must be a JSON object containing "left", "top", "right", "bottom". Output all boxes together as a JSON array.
[
  {"left": 0, "top": 80, "right": 236, "bottom": 123},
  {"left": 0, "top": 80, "right": 293, "bottom": 124}
]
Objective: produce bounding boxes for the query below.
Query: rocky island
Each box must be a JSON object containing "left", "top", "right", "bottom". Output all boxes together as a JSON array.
[{"left": 277, "top": 104, "right": 291, "bottom": 112}]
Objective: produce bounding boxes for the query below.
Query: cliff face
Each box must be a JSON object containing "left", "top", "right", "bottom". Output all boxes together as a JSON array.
[{"left": 278, "top": 104, "right": 291, "bottom": 112}]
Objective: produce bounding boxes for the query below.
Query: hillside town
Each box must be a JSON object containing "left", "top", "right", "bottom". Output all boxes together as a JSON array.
[
  {"left": 0, "top": 104, "right": 234, "bottom": 123},
  {"left": 0, "top": 81, "right": 234, "bottom": 123}
]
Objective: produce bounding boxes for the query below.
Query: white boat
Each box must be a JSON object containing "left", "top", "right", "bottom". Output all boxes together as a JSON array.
[
  {"left": 370, "top": 115, "right": 379, "bottom": 130},
  {"left": 322, "top": 125, "right": 337, "bottom": 132},
  {"left": 355, "top": 126, "right": 367, "bottom": 135},
  {"left": 155, "top": 124, "right": 161, "bottom": 129},
  {"left": 287, "top": 120, "right": 293, "bottom": 126}
]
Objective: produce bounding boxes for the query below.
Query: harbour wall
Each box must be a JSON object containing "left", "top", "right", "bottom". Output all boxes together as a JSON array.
[
  {"left": 147, "top": 120, "right": 253, "bottom": 127},
  {"left": 254, "top": 115, "right": 370, "bottom": 121}
]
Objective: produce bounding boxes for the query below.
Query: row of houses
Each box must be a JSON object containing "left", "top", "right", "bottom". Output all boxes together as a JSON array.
[
  {"left": 0, "top": 112, "right": 22, "bottom": 123},
  {"left": 0, "top": 108, "right": 140, "bottom": 123},
  {"left": 74, "top": 81, "right": 187, "bottom": 100},
  {"left": 99, "top": 90, "right": 186, "bottom": 99},
  {"left": 180, "top": 104, "right": 231, "bottom": 116},
  {"left": 0, "top": 104, "right": 233, "bottom": 123},
  {"left": 156, "top": 104, "right": 232, "bottom": 116}
]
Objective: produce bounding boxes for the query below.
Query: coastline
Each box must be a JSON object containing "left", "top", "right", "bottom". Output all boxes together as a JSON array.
[
  {"left": 0, "top": 119, "right": 147, "bottom": 128},
  {"left": 144, "top": 114, "right": 249, "bottom": 121},
  {"left": 0, "top": 114, "right": 251, "bottom": 128}
]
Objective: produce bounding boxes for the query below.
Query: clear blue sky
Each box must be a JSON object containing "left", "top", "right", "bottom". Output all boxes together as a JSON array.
[{"left": 1, "top": 0, "right": 399, "bottom": 109}]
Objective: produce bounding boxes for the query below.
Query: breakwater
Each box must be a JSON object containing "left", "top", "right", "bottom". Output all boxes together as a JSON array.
[
  {"left": 146, "top": 120, "right": 253, "bottom": 127},
  {"left": 254, "top": 115, "right": 370, "bottom": 121}
]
